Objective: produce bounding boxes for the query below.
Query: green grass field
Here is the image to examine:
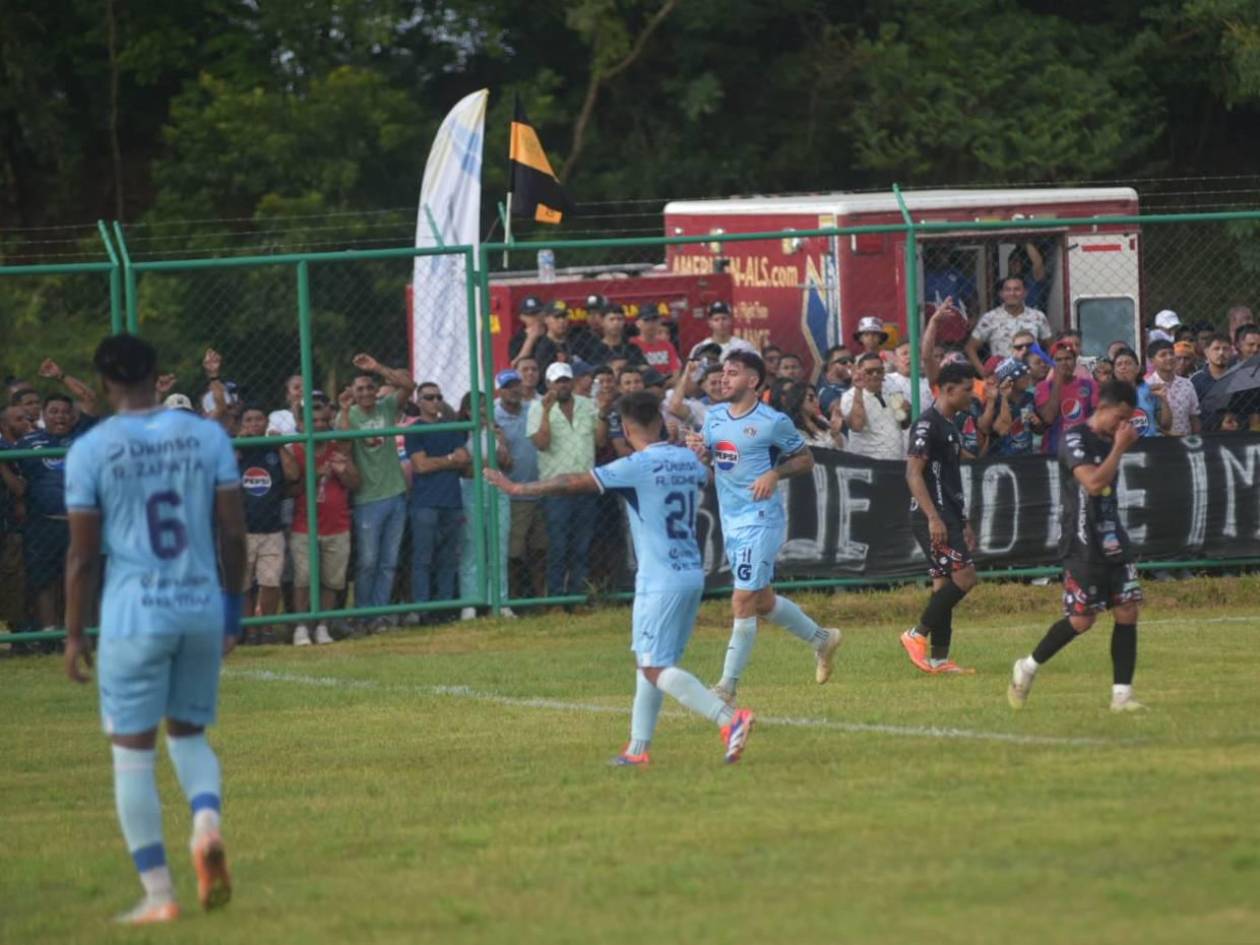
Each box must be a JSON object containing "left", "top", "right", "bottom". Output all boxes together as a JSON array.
[{"left": 3, "top": 577, "right": 1259, "bottom": 945}]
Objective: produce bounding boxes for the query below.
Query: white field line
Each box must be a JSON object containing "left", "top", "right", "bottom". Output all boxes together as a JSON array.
[{"left": 225, "top": 667, "right": 1127, "bottom": 748}]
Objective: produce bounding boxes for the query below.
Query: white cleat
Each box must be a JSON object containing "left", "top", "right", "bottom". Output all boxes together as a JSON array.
[
  {"left": 460, "top": 607, "right": 477, "bottom": 621},
  {"left": 815, "top": 628, "right": 843, "bottom": 684},
  {"left": 498, "top": 607, "right": 517, "bottom": 619},
  {"left": 1008, "top": 658, "right": 1036, "bottom": 710},
  {"left": 292, "top": 625, "right": 311, "bottom": 647},
  {"left": 313, "top": 624, "right": 334, "bottom": 645},
  {"left": 1110, "top": 693, "right": 1147, "bottom": 713},
  {"left": 115, "top": 895, "right": 180, "bottom": 925}
]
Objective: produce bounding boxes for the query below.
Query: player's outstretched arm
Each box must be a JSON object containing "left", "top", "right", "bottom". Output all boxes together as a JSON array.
[
  {"left": 484, "top": 467, "right": 599, "bottom": 498},
  {"left": 64, "top": 509, "right": 102, "bottom": 683}
]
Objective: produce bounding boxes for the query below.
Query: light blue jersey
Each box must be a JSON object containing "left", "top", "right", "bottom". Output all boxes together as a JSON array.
[
  {"left": 65, "top": 408, "right": 240, "bottom": 639},
  {"left": 702, "top": 401, "right": 804, "bottom": 529},
  {"left": 592, "top": 443, "right": 707, "bottom": 593}
]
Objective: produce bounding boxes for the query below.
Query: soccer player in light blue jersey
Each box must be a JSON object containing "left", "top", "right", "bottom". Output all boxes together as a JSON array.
[
  {"left": 486, "top": 391, "right": 755, "bottom": 765},
  {"left": 686, "top": 350, "right": 841, "bottom": 703},
  {"left": 62, "top": 334, "right": 248, "bottom": 925}
]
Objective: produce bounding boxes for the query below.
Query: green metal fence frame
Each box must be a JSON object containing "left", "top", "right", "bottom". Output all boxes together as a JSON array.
[{"left": 4, "top": 196, "right": 1260, "bottom": 641}]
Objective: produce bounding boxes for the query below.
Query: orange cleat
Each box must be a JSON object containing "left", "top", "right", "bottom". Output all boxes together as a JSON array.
[
  {"left": 115, "top": 897, "right": 180, "bottom": 925},
  {"left": 899, "top": 629, "right": 932, "bottom": 673},
  {"left": 192, "top": 831, "right": 232, "bottom": 911},
  {"left": 720, "top": 708, "right": 755, "bottom": 764},
  {"left": 928, "top": 660, "right": 975, "bottom": 675},
  {"left": 610, "top": 747, "right": 651, "bottom": 767}
]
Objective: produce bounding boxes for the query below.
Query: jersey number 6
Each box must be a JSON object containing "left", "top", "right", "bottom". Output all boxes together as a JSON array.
[{"left": 146, "top": 490, "right": 188, "bottom": 560}]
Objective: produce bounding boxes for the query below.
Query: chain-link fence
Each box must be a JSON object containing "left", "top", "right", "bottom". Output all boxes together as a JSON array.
[{"left": 5, "top": 196, "right": 1260, "bottom": 642}]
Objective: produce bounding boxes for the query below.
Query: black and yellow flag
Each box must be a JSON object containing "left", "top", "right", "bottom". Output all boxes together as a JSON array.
[{"left": 509, "top": 98, "right": 575, "bottom": 225}]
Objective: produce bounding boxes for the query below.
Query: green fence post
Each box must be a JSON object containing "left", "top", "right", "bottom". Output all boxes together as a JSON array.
[
  {"left": 112, "top": 221, "right": 138, "bottom": 334},
  {"left": 296, "top": 260, "right": 322, "bottom": 618},
  {"left": 472, "top": 245, "right": 502, "bottom": 612},
  {"left": 97, "top": 220, "right": 123, "bottom": 334},
  {"left": 892, "top": 184, "right": 921, "bottom": 419},
  {"left": 464, "top": 247, "right": 489, "bottom": 610}
]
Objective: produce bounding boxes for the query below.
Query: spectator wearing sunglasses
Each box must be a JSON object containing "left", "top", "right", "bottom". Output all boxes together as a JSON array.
[
  {"left": 840, "top": 353, "right": 909, "bottom": 460},
  {"left": 817, "top": 345, "right": 854, "bottom": 419}
]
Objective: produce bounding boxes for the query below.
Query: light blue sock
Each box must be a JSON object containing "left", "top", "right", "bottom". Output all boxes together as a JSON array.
[
  {"left": 718, "top": 616, "right": 758, "bottom": 690},
  {"left": 628, "top": 670, "right": 665, "bottom": 754},
  {"left": 166, "top": 734, "right": 222, "bottom": 835},
  {"left": 657, "top": 666, "right": 735, "bottom": 727},
  {"left": 111, "top": 745, "right": 172, "bottom": 897},
  {"left": 768, "top": 595, "right": 829, "bottom": 648}
]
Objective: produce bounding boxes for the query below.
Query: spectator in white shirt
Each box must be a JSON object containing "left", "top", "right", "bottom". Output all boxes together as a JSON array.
[
  {"left": 267, "top": 373, "right": 303, "bottom": 436},
  {"left": 840, "top": 353, "right": 909, "bottom": 460},
  {"left": 965, "top": 276, "right": 1052, "bottom": 375}
]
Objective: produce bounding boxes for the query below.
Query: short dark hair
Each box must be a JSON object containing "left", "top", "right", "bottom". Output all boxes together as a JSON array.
[
  {"left": 1111, "top": 347, "right": 1139, "bottom": 365},
  {"left": 936, "top": 362, "right": 975, "bottom": 388},
  {"left": 1001, "top": 275, "right": 1026, "bottom": 289},
  {"left": 779, "top": 352, "right": 803, "bottom": 366},
  {"left": 1235, "top": 323, "right": 1260, "bottom": 343},
  {"left": 1208, "top": 332, "right": 1232, "bottom": 347},
  {"left": 824, "top": 345, "right": 850, "bottom": 360},
  {"left": 856, "top": 352, "right": 883, "bottom": 368},
  {"left": 762, "top": 344, "right": 783, "bottom": 357},
  {"left": 1098, "top": 379, "right": 1138, "bottom": 408},
  {"left": 592, "top": 364, "right": 614, "bottom": 379},
  {"left": 242, "top": 403, "right": 267, "bottom": 417},
  {"left": 1146, "top": 338, "right": 1174, "bottom": 359},
  {"left": 617, "top": 391, "right": 663, "bottom": 433},
  {"left": 618, "top": 366, "right": 642, "bottom": 380},
  {"left": 44, "top": 392, "right": 74, "bottom": 409},
  {"left": 724, "top": 350, "right": 766, "bottom": 386},
  {"left": 93, "top": 333, "right": 157, "bottom": 386}
]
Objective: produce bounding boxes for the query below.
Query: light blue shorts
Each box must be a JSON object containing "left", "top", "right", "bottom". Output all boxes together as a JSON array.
[
  {"left": 631, "top": 588, "right": 704, "bottom": 668},
  {"left": 97, "top": 631, "right": 223, "bottom": 736},
  {"left": 724, "top": 519, "right": 786, "bottom": 591}
]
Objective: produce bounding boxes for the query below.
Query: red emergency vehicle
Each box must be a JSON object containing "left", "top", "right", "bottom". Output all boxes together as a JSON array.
[{"left": 664, "top": 188, "right": 1141, "bottom": 377}]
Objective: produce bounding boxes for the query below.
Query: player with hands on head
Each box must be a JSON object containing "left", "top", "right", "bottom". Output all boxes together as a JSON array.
[{"left": 1008, "top": 381, "right": 1147, "bottom": 712}]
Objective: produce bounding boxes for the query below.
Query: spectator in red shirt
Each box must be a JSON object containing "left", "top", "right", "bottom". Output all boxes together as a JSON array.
[
  {"left": 1035, "top": 340, "right": 1098, "bottom": 454},
  {"left": 630, "top": 309, "right": 682, "bottom": 378},
  {"left": 290, "top": 395, "right": 360, "bottom": 646}
]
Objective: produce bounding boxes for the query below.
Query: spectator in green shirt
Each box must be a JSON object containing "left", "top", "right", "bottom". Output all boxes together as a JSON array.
[
  {"left": 526, "top": 362, "right": 599, "bottom": 599},
  {"left": 337, "top": 352, "right": 414, "bottom": 623}
]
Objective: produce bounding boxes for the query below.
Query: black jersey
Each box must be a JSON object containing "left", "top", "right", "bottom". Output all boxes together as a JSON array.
[
  {"left": 1059, "top": 424, "right": 1131, "bottom": 564},
  {"left": 907, "top": 406, "right": 966, "bottom": 524}
]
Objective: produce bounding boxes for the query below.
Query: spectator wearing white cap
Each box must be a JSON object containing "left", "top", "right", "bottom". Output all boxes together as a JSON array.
[
  {"left": 1147, "top": 308, "right": 1181, "bottom": 347},
  {"left": 965, "top": 276, "right": 1052, "bottom": 375},
  {"left": 688, "top": 301, "right": 757, "bottom": 360},
  {"left": 853, "top": 315, "right": 890, "bottom": 356},
  {"left": 527, "top": 361, "right": 599, "bottom": 599}
]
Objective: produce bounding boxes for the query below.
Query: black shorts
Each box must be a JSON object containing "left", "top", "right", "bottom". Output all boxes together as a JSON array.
[
  {"left": 911, "top": 514, "right": 973, "bottom": 579},
  {"left": 1062, "top": 558, "right": 1143, "bottom": 617}
]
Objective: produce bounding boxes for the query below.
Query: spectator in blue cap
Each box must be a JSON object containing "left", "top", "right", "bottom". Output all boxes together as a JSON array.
[
  {"left": 982, "top": 357, "right": 1040, "bottom": 455},
  {"left": 494, "top": 368, "right": 546, "bottom": 597}
]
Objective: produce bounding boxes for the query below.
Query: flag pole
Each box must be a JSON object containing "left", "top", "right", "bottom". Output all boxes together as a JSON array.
[{"left": 503, "top": 191, "right": 513, "bottom": 266}]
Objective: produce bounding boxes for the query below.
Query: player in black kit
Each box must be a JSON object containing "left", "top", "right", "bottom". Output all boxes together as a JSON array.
[
  {"left": 901, "top": 362, "right": 979, "bottom": 675},
  {"left": 1008, "top": 380, "right": 1146, "bottom": 712}
]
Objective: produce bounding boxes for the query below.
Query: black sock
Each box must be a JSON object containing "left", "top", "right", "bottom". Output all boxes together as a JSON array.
[
  {"left": 919, "top": 582, "right": 967, "bottom": 655},
  {"left": 1031, "top": 618, "right": 1078, "bottom": 666},
  {"left": 931, "top": 608, "right": 953, "bottom": 661},
  {"left": 1111, "top": 622, "right": 1137, "bottom": 686}
]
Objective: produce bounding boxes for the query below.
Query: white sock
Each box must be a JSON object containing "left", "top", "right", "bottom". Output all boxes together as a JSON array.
[
  {"left": 718, "top": 617, "right": 757, "bottom": 690},
  {"left": 111, "top": 745, "right": 173, "bottom": 899},
  {"left": 657, "top": 666, "right": 736, "bottom": 727},
  {"left": 1022, "top": 655, "right": 1040, "bottom": 674},
  {"left": 628, "top": 670, "right": 664, "bottom": 754},
  {"left": 767, "top": 595, "right": 829, "bottom": 648},
  {"left": 1112, "top": 684, "right": 1133, "bottom": 700}
]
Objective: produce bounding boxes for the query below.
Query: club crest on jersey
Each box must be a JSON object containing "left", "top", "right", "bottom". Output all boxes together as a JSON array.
[
  {"left": 242, "top": 466, "right": 273, "bottom": 496},
  {"left": 742, "top": 426, "right": 758, "bottom": 438},
  {"left": 713, "top": 440, "right": 740, "bottom": 470}
]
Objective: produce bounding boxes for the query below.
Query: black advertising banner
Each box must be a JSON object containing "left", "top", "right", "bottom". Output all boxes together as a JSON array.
[{"left": 689, "top": 433, "right": 1260, "bottom": 585}]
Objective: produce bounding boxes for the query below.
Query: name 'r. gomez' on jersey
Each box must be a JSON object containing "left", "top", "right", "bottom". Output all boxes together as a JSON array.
[{"left": 701, "top": 402, "right": 805, "bottom": 529}]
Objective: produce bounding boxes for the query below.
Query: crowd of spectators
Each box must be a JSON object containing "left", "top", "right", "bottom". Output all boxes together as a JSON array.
[{"left": 4, "top": 287, "right": 1260, "bottom": 644}]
